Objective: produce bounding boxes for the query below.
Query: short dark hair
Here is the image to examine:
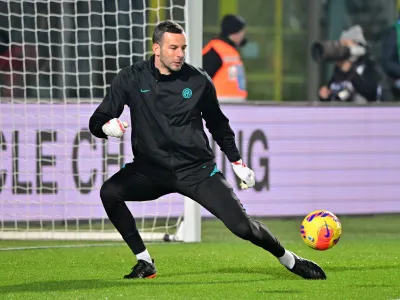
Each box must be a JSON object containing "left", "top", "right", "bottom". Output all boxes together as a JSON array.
[{"left": 152, "top": 20, "right": 184, "bottom": 44}]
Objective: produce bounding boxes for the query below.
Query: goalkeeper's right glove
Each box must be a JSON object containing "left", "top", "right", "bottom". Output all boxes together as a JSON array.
[{"left": 102, "top": 118, "right": 129, "bottom": 138}]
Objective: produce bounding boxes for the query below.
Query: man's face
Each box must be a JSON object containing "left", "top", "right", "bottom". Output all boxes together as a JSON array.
[
  {"left": 230, "top": 28, "right": 247, "bottom": 47},
  {"left": 154, "top": 32, "right": 187, "bottom": 72},
  {"left": 236, "top": 28, "right": 246, "bottom": 45}
]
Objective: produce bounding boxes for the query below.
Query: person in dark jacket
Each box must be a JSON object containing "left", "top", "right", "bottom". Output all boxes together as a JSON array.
[
  {"left": 319, "top": 26, "right": 382, "bottom": 103},
  {"left": 89, "top": 20, "right": 326, "bottom": 281}
]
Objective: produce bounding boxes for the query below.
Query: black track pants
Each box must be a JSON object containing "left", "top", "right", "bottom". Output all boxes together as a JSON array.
[{"left": 100, "top": 160, "right": 285, "bottom": 257}]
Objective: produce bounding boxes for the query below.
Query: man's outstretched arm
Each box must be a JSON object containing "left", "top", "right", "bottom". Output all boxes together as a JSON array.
[
  {"left": 89, "top": 68, "right": 130, "bottom": 139},
  {"left": 201, "top": 75, "right": 241, "bottom": 162},
  {"left": 201, "top": 75, "right": 255, "bottom": 189}
]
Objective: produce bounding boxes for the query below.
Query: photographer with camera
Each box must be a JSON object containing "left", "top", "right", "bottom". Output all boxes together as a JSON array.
[{"left": 313, "top": 26, "right": 382, "bottom": 103}]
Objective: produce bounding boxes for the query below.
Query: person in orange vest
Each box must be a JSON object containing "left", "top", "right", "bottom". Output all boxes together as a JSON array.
[{"left": 202, "top": 14, "right": 248, "bottom": 102}]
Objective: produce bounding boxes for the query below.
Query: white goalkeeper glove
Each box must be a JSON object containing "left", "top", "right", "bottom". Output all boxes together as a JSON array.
[
  {"left": 102, "top": 118, "right": 129, "bottom": 138},
  {"left": 231, "top": 160, "right": 256, "bottom": 190}
]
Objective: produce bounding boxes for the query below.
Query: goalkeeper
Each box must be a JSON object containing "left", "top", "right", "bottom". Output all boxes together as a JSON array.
[{"left": 89, "top": 20, "right": 326, "bottom": 280}]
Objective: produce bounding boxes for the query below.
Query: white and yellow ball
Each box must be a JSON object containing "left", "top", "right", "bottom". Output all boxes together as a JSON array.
[{"left": 300, "top": 210, "right": 342, "bottom": 250}]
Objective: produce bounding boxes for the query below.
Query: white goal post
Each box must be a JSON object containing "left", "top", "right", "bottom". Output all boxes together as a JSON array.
[
  {"left": 0, "top": 0, "right": 202, "bottom": 243},
  {"left": 183, "top": 0, "right": 203, "bottom": 243}
]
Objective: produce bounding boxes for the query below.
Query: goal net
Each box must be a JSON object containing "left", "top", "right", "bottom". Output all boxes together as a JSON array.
[{"left": 0, "top": 0, "right": 202, "bottom": 242}]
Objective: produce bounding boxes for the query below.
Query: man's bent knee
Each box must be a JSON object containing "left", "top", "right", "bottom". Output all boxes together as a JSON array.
[{"left": 100, "top": 180, "right": 122, "bottom": 206}]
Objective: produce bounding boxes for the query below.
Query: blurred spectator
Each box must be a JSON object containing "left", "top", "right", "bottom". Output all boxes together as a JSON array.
[
  {"left": 318, "top": 26, "right": 383, "bottom": 103},
  {"left": 381, "top": 16, "right": 400, "bottom": 100},
  {"left": 202, "top": 14, "right": 248, "bottom": 102}
]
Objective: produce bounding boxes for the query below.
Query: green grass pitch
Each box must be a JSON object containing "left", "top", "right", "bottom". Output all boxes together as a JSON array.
[{"left": 1, "top": 214, "right": 399, "bottom": 300}]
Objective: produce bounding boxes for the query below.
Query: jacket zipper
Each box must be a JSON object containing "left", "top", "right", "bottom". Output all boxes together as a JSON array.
[{"left": 148, "top": 79, "right": 175, "bottom": 174}]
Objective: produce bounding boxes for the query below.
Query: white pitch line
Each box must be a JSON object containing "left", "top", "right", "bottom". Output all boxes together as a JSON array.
[
  {"left": 0, "top": 243, "right": 126, "bottom": 251},
  {"left": 0, "top": 239, "right": 296, "bottom": 252},
  {"left": 0, "top": 241, "right": 177, "bottom": 252}
]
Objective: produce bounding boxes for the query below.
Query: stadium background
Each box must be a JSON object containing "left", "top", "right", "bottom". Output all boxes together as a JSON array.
[
  {"left": 1, "top": 1, "right": 400, "bottom": 299},
  {"left": 1, "top": 0, "right": 398, "bottom": 101}
]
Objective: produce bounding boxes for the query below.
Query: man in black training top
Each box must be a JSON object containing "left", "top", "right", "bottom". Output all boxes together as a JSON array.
[{"left": 89, "top": 20, "right": 326, "bottom": 280}]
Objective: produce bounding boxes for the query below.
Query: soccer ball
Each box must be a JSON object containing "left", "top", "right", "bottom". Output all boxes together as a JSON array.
[{"left": 300, "top": 210, "right": 342, "bottom": 250}]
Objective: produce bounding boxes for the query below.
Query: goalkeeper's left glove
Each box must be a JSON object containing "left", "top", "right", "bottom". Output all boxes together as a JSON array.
[{"left": 232, "top": 160, "right": 256, "bottom": 190}]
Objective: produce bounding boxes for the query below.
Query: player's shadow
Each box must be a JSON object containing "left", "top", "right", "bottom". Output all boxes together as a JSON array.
[
  {"left": 0, "top": 280, "right": 125, "bottom": 295},
  {"left": 0, "top": 278, "right": 270, "bottom": 295},
  {"left": 218, "top": 267, "right": 295, "bottom": 280},
  {"left": 161, "top": 266, "right": 297, "bottom": 280}
]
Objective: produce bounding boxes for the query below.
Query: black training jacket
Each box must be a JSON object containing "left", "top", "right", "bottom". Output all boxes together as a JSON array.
[{"left": 89, "top": 55, "right": 241, "bottom": 177}]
